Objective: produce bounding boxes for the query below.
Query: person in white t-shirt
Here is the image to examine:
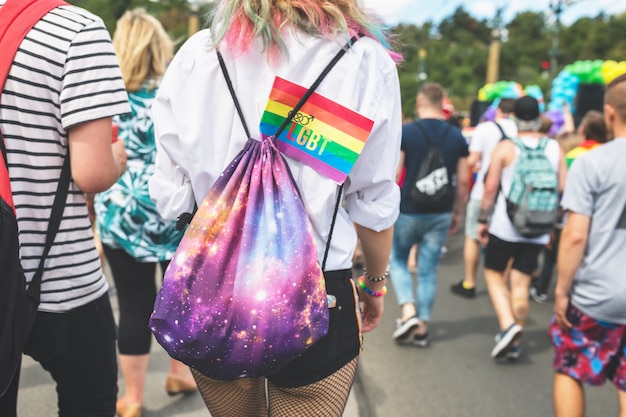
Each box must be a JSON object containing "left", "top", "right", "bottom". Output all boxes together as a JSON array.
[
  {"left": 477, "top": 96, "right": 567, "bottom": 360},
  {"left": 451, "top": 98, "right": 517, "bottom": 299}
]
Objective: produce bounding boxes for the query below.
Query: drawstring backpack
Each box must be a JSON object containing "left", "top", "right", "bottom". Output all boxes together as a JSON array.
[{"left": 150, "top": 38, "right": 357, "bottom": 380}]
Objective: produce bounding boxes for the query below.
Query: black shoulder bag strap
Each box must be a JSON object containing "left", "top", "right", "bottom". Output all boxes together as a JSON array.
[
  {"left": 217, "top": 36, "right": 360, "bottom": 270},
  {"left": 493, "top": 120, "right": 508, "bottom": 141},
  {"left": 27, "top": 154, "right": 71, "bottom": 298},
  {"left": 0, "top": 0, "right": 72, "bottom": 299},
  {"left": 415, "top": 120, "right": 452, "bottom": 149}
]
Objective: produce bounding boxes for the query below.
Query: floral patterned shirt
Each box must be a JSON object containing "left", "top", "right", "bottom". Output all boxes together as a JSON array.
[{"left": 96, "top": 84, "right": 184, "bottom": 262}]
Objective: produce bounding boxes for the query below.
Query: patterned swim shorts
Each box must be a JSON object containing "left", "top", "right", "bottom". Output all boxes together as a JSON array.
[{"left": 550, "top": 303, "right": 626, "bottom": 390}]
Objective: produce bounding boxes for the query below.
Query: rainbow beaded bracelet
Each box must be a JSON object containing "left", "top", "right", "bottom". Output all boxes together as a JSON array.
[{"left": 357, "top": 276, "right": 387, "bottom": 297}]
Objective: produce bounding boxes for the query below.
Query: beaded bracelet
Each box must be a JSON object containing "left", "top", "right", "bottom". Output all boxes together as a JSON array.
[
  {"left": 363, "top": 268, "right": 389, "bottom": 282},
  {"left": 358, "top": 276, "right": 387, "bottom": 297}
]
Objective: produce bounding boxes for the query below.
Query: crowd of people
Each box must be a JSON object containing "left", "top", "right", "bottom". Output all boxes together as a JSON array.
[
  {"left": 1, "top": 0, "right": 625, "bottom": 417},
  {"left": 391, "top": 78, "right": 625, "bottom": 417}
]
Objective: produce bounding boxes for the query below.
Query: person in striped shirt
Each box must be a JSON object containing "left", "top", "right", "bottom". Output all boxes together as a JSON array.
[{"left": 0, "top": 1, "right": 130, "bottom": 416}]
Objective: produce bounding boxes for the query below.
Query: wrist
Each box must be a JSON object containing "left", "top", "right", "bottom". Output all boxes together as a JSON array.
[
  {"left": 357, "top": 276, "right": 387, "bottom": 297},
  {"left": 363, "top": 268, "right": 389, "bottom": 283}
]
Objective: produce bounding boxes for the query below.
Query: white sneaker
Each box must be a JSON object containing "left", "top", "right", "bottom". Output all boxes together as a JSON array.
[
  {"left": 530, "top": 287, "right": 549, "bottom": 303},
  {"left": 393, "top": 316, "right": 420, "bottom": 341}
]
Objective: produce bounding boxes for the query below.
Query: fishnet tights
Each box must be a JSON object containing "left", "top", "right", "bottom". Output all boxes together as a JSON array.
[{"left": 191, "top": 357, "right": 358, "bottom": 417}]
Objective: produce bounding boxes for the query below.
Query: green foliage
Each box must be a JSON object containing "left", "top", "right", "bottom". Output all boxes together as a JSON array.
[
  {"left": 393, "top": 8, "right": 626, "bottom": 117},
  {"left": 66, "top": 0, "right": 210, "bottom": 45},
  {"left": 66, "top": 1, "right": 625, "bottom": 116}
]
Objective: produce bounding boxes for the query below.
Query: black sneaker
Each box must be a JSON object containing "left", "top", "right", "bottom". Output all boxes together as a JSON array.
[
  {"left": 506, "top": 345, "right": 523, "bottom": 361},
  {"left": 392, "top": 316, "right": 420, "bottom": 341},
  {"left": 491, "top": 323, "right": 523, "bottom": 359},
  {"left": 413, "top": 332, "right": 431, "bottom": 347},
  {"left": 450, "top": 281, "right": 475, "bottom": 299}
]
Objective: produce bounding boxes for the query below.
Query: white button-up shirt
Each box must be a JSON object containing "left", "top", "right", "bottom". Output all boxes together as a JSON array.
[{"left": 149, "top": 29, "right": 401, "bottom": 270}]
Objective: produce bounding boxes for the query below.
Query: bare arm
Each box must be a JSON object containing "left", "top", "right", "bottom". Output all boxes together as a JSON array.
[
  {"left": 557, "top": 146, "right": 568, "bottom": 194},
  {"left": 355, "top": 223, "right": 394, "bottom": 333},
  {"left": 69, "top": 117, "right": 127, "bottom": 194},
  {"left": 554, "top": 212, "right": 590, "bottom": 329},
  {"left": 467, "top": 150, "right": 481, "bottom": 171},
  {"left": 559, "top": 104, "right": 575, "bottom": 137},
  {"left": 477, "top": 141, "right": 510, "bottom": 245},
  {"left": 450, "top": 156, "right": 469, "bottom": 235}
]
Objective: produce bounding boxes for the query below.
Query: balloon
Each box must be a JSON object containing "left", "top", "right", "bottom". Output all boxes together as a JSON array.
[
  {"left": 477, "top": 80, "right": 523, "bottom": 102},
  {"left": 602, "top": 60, "right": 626, "bottom": 84},
  {"left": 566, "top": 60, "right": 604, "bottom": 84},
  {"left": 548, "top": 69, "right": 578, "bottom": 113},
  {"left": 544, "top": 109, "right": 565, "bottom": 137}
]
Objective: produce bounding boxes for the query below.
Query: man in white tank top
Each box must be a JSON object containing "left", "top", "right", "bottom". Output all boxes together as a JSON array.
[
  {"left": 477, "top": 96, "right": 567, "bottom": 360},
  {"left": 450, "top": 98, "right": 517, "bottom": 299}
]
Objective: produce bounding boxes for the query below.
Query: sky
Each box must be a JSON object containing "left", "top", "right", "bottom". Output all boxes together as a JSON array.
[{"left": 362, "top": 0, "right": 626, "bottom": 27}]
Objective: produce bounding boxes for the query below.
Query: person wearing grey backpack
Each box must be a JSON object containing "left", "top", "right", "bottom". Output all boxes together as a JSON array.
[{"left": 477, "top": 96, "right": 567, "bottom": 360}]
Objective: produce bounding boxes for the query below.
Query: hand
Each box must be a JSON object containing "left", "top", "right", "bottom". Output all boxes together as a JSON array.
[
  {"left": 448, "top": 214, "right": 460, "bottom": 235},
  {"left": 554, "top": 293, "right": 572, "bottom": 331},
  {"left": 358, "top": 290, "right": 384, "bottom": 333},
  {"left": 111, "top": 140, "right": 127, "bottom": 176},
  {"left": 546, "top": 230, "right": 556, "bottom": 250},
  {"left": 477, "top": 223, "right": 490, "bottom": 247}
]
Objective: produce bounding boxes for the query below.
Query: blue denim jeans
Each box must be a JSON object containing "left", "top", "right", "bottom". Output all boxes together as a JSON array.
[{"left": 389, "top": 212, "right": 453, "bottom": 321}]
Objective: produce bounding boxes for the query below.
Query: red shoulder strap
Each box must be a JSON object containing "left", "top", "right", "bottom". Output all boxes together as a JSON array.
[{"left": 0, "top": 0, "right": 68, "bottom": 214}]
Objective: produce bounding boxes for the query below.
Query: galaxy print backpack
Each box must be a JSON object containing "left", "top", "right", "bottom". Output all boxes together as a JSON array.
[{"left": 150, "top": 39, "right": 358, "bottom": 380}]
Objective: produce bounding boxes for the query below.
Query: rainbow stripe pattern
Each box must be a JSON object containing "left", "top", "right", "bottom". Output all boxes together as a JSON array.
[{"left": 260, "top": 77, "right": 374, "bottom": 183}]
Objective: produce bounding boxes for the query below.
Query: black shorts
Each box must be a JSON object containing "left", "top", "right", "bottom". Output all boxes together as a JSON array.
[
  {"left": 484, "top": 234, "right": 543, "bottom": 275},
  {"left": 268, "top": 269, "right": 361, "bottom": 388}
]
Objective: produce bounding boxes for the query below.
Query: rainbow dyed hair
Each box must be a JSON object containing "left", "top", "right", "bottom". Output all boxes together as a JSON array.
[{"left": 207, "top": 0, "right": 400, "bottom": 62}]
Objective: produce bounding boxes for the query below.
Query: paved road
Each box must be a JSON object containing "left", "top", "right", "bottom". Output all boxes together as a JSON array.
[
  {"left": 353, "top": 231, "right": 619, "bottom": 417},
  {"left": 16, "top": 231, "right": 620, "bottom": 416}
]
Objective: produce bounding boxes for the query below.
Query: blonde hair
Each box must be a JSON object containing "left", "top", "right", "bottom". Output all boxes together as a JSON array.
[{"left": 112, "top": 9, "right": 173, "bottom": 92}]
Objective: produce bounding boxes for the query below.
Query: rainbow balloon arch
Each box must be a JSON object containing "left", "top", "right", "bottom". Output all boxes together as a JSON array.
[
  {"left": 473, "top": 60, "right": 626, "bottom": 135},
  {"left": 549, "top": 59, "right": 626, "bottom": 112}
]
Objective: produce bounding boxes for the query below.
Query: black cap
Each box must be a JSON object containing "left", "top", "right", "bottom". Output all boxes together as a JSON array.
[{"left": 514, "top": 96, "right": 540, "bottom": 121}]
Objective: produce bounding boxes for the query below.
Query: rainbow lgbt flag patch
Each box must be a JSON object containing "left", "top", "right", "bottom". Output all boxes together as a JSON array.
[{"left": 260, "top": 77, "right": 374, "bottom": 183}]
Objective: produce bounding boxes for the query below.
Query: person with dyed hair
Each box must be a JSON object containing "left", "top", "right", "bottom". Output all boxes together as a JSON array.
[{"left": 148, "top": 0, "right": 402, "bottom": 416}]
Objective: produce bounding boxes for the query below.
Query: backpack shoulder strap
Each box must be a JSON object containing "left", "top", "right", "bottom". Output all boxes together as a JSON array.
[
  {"left": 493, "top": 121, "right": 508, "bottom": 141},
  {"left": 0, "top": 0, "right": 68, "bottom": 92},
  {"left": 438, "top": 123, "right": 453, "bottom": 147},
  {"left": 416, "top": 121, "right": 452, "bottom": 149},
  {"left": 510, "top": 137, "right": 527, "bottom": 151},
  {"left": 217, "top": 35, "right": 360, "bottom": 141},
  {"left": 273, "top": 36, "right": 359, "bottom": 138},
  {"left": 414, "top": 121, "right": 433, "bottom": 145},
  {"left": 537, "top": 136, "right": 549, "bottom": 151},
  {"left": 0, "top": 0, "right": 71, "bottom": 294},
  {"left": 0, "top": 0, "right": 69, "bottom": 215},
  {"left": 216, "top": 51, "right": 252, "bottom": 139}
]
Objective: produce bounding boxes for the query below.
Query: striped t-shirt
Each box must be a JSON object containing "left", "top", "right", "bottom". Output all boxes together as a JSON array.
[{"left": 0, "top": 2, "right": 130, "bottom": 312}]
